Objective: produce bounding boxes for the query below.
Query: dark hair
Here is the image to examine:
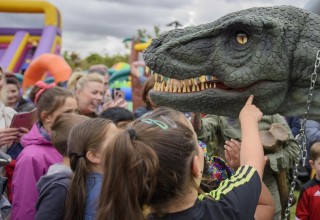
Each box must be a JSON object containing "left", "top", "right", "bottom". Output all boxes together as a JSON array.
[
  {"left": 6, "top": 76, "right": 21, "bottom": 88},
  {"left": 310, "top": 142, "right": 320, "bottom": 161},
  {"left": 64, "top": 118, "right": 115, "bottom": 220},
  {"left": 142, "top": 75, "right": 155, "bottom": 108},
  {"left": 51, "top": 114, "right": 89, "bottom": 156},
  {"left": 97, "top": 107, "right": 198, "bottom": 220},
  {"left": 16, "top": 102, "right": 35, "bottom": 113},
  {"left": 99, "top": 107, "right": 134, "bottom": 126},
  {"left": 29, "top": 85, "right": 74, "bottom": 122}
]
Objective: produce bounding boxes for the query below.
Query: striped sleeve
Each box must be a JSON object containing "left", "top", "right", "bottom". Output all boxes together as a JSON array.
[
  {"left": 198, "top": 166, "right": 261, "bottom": 219},
  {"left": 199, "top": 166, "right": 259, "bottom": 200}
]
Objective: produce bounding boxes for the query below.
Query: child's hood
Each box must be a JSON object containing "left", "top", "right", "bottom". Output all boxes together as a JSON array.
[
  {"left": 20, "top": 123, "right": 51, "bottom": 148},
  {"left": 36, "top": 163, "right": 72, "bottom": 192}
]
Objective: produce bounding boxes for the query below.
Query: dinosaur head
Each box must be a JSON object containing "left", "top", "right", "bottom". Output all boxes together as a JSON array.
[{"left": 144, "top": 5, "right": 320, "bottom": 118}]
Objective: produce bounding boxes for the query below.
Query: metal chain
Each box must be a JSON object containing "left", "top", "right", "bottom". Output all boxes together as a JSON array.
[{"left": 284, "top": 50, "right": 320, "bottom": 219}]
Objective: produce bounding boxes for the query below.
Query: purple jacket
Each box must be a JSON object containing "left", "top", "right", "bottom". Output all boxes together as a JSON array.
[{"left": 11, "top": 123, "right": 63, "bottom": 220}]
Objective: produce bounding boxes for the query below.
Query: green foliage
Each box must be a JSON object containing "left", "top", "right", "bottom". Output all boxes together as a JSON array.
[
  {"left": 110, "top": 80, "right": 130, "bottom": 89},
  {"left": 63, "top": 51, "right": 81, "bottom": 69},
  {"left": 154, "top": 25, "right": 161, "bottom": 37},
  {"left": 63, "top": 52, "right": 129, "bottom": 70},
  {"left": 137, "top": 29, "right": 152, "bottom": 39},
  {"left": 137, "top": 25, "right": 161, "bottom": 39}
]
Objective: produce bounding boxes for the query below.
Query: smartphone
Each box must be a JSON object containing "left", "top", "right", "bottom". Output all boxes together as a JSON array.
[
  {"left": 10, "top": 108, "right": 37, "bottom": 129},
  {"left": 113, "top": 89, "right": 125, "bottom": 102}
]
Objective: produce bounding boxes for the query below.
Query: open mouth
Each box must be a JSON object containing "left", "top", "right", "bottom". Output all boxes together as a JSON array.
[{"left": 146, "top": 67, "right": 245, "bottom": 93}]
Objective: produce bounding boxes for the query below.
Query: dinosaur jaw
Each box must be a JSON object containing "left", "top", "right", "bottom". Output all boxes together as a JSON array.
[
  {"left": 147, "top": 71, "right": 287, "bottom": 116},
  {"left": 151, "top": 72, "right": 254, "bottom": 94}
]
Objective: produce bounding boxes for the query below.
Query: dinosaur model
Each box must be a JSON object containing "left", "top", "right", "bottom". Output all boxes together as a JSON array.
[{"left": 144, "top": 5, "right": 320, "bottom": 118}]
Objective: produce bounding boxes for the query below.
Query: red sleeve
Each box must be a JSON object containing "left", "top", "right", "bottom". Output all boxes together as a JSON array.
[{"left": 295, "top": 187, "right": 310, "bottom": 220}]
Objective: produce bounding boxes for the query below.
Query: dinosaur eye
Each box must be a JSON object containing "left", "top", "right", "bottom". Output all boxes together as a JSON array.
[{"left": 235, "top": 31, "right": 248, "bottom": 45}]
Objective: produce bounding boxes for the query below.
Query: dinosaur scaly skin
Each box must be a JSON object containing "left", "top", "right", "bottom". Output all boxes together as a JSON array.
[{"left": 144, "top": 6, "right": 320, "bottom": 118}]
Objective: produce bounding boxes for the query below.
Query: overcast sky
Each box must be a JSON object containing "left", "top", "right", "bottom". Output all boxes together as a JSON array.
[{"left": 0, "top": 0, "right": 316, "bottom": 58}]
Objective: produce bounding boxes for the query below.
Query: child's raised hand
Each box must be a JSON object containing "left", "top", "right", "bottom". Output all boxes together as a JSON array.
[
  {"left": 224, "top": 139, "right": 241, "bottom": 170},
  {"left": 239, "top": 95, "right": 262, "bottom": 122}
]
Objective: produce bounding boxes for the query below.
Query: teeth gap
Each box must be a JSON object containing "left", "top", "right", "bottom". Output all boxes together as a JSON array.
[{"left": 151, "top": 71, "right": 220, "bottom": 93}]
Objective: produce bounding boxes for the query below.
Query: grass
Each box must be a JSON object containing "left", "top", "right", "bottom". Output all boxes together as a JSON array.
[{"left": 289, "top": 190, "right": 299, "bottom": 220}]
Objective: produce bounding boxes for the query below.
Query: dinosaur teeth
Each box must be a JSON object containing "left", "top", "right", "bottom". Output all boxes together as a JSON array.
[
  {"left": 173, "top": 86, "right": 177, "bottom": 93},
  {"left": 165, "top": 83, "right": 169, "bottom": 92},
  {"left": 151, "top": 72, "right": 221, "bottom": 93},
  {"left": 161, "top": 81, "right": 165, "bottom": 91},
  {"left": 200, "top": 75, "right": 206, "bottom": 83},
  {"left": 145, "top": 66, "right": 150, "bottom": 73},
  {"left": 201, "top": 83, "right": 205, "bottom": 91}
]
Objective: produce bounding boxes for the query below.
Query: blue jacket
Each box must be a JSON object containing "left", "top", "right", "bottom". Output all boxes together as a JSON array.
[
  {"left": 35, "top": 163, "right": 72, "bottom": 220},
  {"left": 84, "top": 172, "right": 103, "bottom": 220}
]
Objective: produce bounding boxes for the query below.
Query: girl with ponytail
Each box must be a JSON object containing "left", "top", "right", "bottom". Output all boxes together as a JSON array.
[
  {"left": 97, "top": 96, "right": 267, "bottom": 220},
  {"left": 12, "top": 81, "right": 78, "bottom": 220},
  {"left": 64, "top": 118, "right": 117, "bottom": 220}
]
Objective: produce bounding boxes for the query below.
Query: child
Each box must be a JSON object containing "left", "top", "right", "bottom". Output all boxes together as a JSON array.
[
  {"left": 99, "top": 106, "right": 134, "bottom": 128},
  {"left": 34, "top": 114, "right": 89, "bottom": 220},
  {"left": 11, "top": 81, "right": 78, "bottom": 220},
  {"left": 295, "top": 142, "right": 320, "bottom": 220},
  {"left": 97, "top": 95, "right": 266, "bottom": 220},
  {"left": 64, "top": 118, "right": 117, "bottom": 220}
]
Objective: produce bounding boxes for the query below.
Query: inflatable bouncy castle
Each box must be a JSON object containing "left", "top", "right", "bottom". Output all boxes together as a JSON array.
[
  {"left": 0, "top": 1, "right": 70, "bottom": 91},
  {"left": 0, "top": 1, "right": 62, "bottom": 73}
]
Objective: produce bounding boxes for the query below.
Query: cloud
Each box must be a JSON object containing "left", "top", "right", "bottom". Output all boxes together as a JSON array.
[{"left": 0, "top": 0, "right": 310, "bottom": 59}]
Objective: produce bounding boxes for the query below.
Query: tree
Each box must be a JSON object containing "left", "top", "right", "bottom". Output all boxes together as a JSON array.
[
  {"left": 137, "top": 25, "right": 161, "bottom": 39},
  {"left": 63, "top": 51, "right": 129, "bottom": 70},
  {"left": 63, "top": 51, "right": 81, "bottom": 69}
]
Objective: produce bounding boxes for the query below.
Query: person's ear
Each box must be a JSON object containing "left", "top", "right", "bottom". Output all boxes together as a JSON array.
[
  {"left": 191, "top": 155, "right": 202, "bottom": 178},
  {"left": 86, "top": 150, "right": 101, "bottom": 164},
  {"left": 40, "top": 111, "right": 52, "bottom": 124},
  {"left": 75, "top": 89, "right": 81, "bottom": 97},
  {"left": 309, "top": 160, "right": 314, "bottom": 169}
]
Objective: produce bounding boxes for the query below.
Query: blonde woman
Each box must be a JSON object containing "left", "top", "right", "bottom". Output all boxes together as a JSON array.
[{"left": 68, "top": 73, "right": 105, "bottom": 117}]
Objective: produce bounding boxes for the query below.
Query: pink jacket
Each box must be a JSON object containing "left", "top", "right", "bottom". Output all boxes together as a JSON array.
[{"left": 11, "top": 123, "right": 63, "bottom": 220}]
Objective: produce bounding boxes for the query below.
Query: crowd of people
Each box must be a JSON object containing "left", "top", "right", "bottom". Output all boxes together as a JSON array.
[{"left": 0, "top": 62, "right": 318, "bottom": 220}]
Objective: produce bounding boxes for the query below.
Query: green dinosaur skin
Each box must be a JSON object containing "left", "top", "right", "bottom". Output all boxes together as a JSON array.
[{"left": 144, "top": 6, "right": 320, "bottom": 118}]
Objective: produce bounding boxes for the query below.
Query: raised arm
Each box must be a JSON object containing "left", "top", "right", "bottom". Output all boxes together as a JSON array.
[{"left": 239, "top": 95, "right": 264, "bottom": 179}]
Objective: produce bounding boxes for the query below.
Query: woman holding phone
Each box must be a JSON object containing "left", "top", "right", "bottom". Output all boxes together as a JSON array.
[
  {"left": 0, "top": 67, "right": 29, "bottom": 220},
  {"left": 0, "top": 68, "right": 28, "bottom": 152}
]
